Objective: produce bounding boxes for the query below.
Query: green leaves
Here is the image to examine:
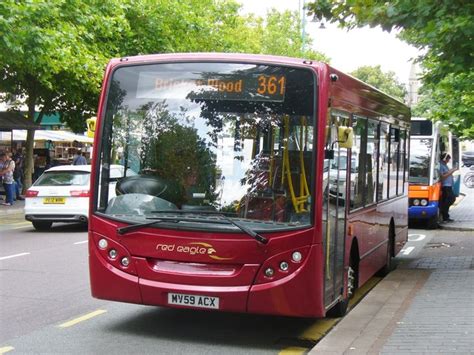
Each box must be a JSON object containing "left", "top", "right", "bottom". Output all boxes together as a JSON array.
[
  {"left": 307, "top": 0, "right": 474, "bottom": 138},
  {"left": 350, "top": 65, "right": 407, "bottom": 102}
]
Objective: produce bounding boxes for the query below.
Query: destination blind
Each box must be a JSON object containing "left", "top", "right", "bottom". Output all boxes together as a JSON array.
[{"left": 136, "top": 72, "right": 286, "bottom": 102}]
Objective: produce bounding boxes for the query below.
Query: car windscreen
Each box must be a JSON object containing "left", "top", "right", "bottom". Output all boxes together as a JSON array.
[{"left": 34, "top": 171, "right": 90, "bottom": 186}]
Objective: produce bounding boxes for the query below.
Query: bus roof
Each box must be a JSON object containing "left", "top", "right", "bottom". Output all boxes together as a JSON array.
[{"left": 105, "top": 52, "right": 410, "bottom": 124}]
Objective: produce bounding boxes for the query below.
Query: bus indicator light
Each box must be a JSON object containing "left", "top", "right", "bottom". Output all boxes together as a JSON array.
[
  {"left": 264, "top": 268, "right": 274, "bottom": 277},
  {"left": 120, "top": 257, "right": 130, "bottom": 267}
]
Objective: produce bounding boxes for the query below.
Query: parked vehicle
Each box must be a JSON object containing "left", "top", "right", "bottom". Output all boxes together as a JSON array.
[
  {"left": 462, "top": 150, "right": 474, "bottom": 167},
  {"left": 464, "top": 166, "right": 474, "bottom": 188},
  {"left": 25, "top": 164, "right": 135, "bottom": 231}
]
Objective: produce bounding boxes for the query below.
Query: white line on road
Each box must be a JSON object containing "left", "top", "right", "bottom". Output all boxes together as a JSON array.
[
  {"left": 0, "top": 252, "right": 31, "bottom": 261},
  {"left": 408, "top": 234, "right": 426, "bottom": 242},
  {"left": 0, "top": 346, "right": 14, "bottom": 354},
  {"left": 401, "top": 246, "right": 415, "bottom": 255},
  {"left": 73, "top": 240, "right": 88, "bottom": 245},
  {"left": 58, "top": 309, "right": 107, "bottom": 328}
]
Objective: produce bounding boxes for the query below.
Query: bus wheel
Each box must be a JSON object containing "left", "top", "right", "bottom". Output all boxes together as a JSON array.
[
  {"left": 377, "top": 235, "right": 395, "bottom": 276},
  {"left": 327, "top": 257, "right": 357, "bottom": 318},
  {"left": 427, "top": 213, "right": 439, "bottom": 229},
  {"left": 32, "top": 221, "right": 53, "bottom": 231}
]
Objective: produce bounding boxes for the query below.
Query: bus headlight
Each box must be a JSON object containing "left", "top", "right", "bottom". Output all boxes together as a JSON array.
[
  {"left": 98, "top": 239, "right": 108, "bottom": 249},
  {"left": 420, "top": 199, "right": 428, "bottom": 206},
  {"left": 108, "top": 249, "right": 118, "bottom": 259},
  {"left": 279, "top": 261, "right": 289, "bottom": 271},
  {"left": 413, "top": 199, "right": 420, "bottom": 206},
  {"left": 292, "top": 251, "right": 302, "bottom": 262}
]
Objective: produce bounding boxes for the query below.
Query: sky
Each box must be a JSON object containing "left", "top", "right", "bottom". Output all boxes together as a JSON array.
[{"left": 237, "top": 0, "right": 421, "bottom": 85}]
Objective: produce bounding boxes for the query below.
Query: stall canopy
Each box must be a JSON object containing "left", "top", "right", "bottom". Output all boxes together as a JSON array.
[
  {"left": 0, "top": 129, "right": 93, "bottom": 143},
  {"left": 0, "top": 111, "right": 40, "bottom": 130}
]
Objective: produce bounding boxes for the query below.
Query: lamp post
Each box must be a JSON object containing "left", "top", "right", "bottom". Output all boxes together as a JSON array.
[{"left": 299, "top": 0, "right": 307, "bottom": 51}]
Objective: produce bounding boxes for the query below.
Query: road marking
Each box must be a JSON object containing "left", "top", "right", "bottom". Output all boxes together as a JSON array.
[
  {"left": 9, "top": 225, "right": 31, "bottom": 230},
  {"left": 58, "top": 309, "right": 107, "bottom": 328},
  {"left": 73, "top": 240, "right": 88, "bottom": 245},
  {"left": 279, "top": 277, "right": 382, "bottom": 354},
  {"left": 0, "top": 252, "right": 30, "bottom": 261},
  {"left": 279, "top": 347, "right": 307, "bottom": 355},
  {"left": 0, "top": 346, "right": 14, "bottom": 354},
  {"left": 408, "top": 234, "right": 426, "bottom": 242},
  {"left": 401, "top": 246, "right": 415, "bottom": 255}
]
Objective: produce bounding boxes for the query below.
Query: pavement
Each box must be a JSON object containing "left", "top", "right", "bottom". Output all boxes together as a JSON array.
[
  {"left": 0, "top": 198, "right": 25, "bottom": 215},
  {"left": 310, "top": 188, "right": 474, "bottom": 354}
]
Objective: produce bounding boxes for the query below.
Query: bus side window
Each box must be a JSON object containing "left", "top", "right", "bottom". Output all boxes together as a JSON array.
[
  {"left": 351, "top": 115, "right": 367, "bottom": 209},
  {"left": 367, "top": 120, "right": 378, "bottom": 204},
  {"left": 378, "top": 123, "right": 390, "bottom": 201}
]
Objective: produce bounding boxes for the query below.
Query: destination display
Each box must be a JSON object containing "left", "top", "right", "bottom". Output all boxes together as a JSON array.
[{"left": 137, "top": 72, "right": 287, "bottom": 102}]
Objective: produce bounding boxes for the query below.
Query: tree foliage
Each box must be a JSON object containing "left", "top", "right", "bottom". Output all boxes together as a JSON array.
[
  {"left": 350, "top": 65, "right": 407, "bottom": 102},
  {"left": 0, "top": 0, "right": 331, "bottom": 188},
  {"left": 307, "top": 0, "right": 474, "bottom": 138}
]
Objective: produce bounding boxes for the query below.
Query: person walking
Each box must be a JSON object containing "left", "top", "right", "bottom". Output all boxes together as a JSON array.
[
  {"left": 0, "top": 152, "right": 16, "bottom": 206},
  {"left": 13, "top": 148, "right": 25, "bottom": 200},
  {"left": 72, "top": 149, "right": 87, "bottom": 165},
  {"left": 439, "top": 153, "right": 458, "bottom": 222}
]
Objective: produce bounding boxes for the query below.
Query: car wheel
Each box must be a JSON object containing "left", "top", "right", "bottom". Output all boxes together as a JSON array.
[{"left": 32, "top": 221, "right": 53, "bottom": 231}]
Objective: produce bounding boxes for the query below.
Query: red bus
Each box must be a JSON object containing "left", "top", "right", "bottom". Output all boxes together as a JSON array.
[{"left": 89, "top": 53, "right": 410, "bottom": 317}]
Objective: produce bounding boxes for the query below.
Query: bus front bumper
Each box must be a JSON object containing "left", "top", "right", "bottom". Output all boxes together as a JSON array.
[
  {"left": 408, "top": 202, "right": 439, "bottom": 220},
  {"left": 89, "top": 244, "right": 324, "bottom": 318}
]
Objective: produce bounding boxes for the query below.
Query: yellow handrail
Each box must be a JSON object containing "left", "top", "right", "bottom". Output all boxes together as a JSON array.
[{"left": 282, "top": 115, "right": 310, "bottom": 213}]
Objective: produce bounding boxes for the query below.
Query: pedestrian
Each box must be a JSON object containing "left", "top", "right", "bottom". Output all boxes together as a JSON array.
[
  {"left": 72, "top": 149, "right": 87, "bottom": 165},
  {"left": 0, "top": 151, "right": 16, "bottom": 206},
  {"left": 13, "top": 148, "right": 25, "bottom": 200},
  {"left": 439, "top": 153, "right": 458, "bottom": 222}
]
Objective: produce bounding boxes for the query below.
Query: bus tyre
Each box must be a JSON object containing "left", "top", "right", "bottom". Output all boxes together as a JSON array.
[
  {"left": 427, "top": 213, "right": 439, "bottom": 230},
  {"left": 32, "top": 221, "right": 53, "bottom": 231},
  {"left": 377, "top": 236, "right": 395, "bottom": 276},
  {"left": 327, "top": 258, "right": 357, "bottom": 318}
]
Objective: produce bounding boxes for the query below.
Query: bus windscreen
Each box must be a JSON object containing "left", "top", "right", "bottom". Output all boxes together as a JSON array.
[{"left": 96, "top": 62, "right": 316, "bottom": 231}]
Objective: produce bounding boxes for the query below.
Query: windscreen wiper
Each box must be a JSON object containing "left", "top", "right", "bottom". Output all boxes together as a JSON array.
[
  {"left": 150, "top": 210, "right": 268, "bottom": 245},
  {"left": 117, "top": 218, "right": 177, "bottom": 235}
]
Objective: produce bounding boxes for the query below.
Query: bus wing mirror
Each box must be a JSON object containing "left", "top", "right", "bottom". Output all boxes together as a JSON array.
[{"left": 338, "top": 126, "right": 353, "bottom": 148}]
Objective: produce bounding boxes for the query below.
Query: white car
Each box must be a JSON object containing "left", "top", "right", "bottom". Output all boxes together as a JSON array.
[{"left": 25, "top": 164, "right": 135, "bottom": 231}]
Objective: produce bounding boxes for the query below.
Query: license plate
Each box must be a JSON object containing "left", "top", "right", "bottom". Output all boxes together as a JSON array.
[
  {"left": 43, "top": 197, "right": 66, "bottom": 204},
  {"left": 168, "top": 293, "right": 219, "bottom": 309}
]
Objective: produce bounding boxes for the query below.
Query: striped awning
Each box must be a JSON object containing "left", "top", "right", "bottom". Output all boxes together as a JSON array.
[{"left": 0, "top": 129, "right": 93, "bottom": 143}]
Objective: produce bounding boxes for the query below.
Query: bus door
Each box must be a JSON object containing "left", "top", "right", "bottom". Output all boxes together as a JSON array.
[{"left": 322, "top": 111, "right": 349, "bottom": 306}]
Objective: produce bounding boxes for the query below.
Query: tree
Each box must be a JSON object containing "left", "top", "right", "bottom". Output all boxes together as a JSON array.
[
  {"left": 350, "top": 65, "right": 407, "bottom": 102},
  {"left": 0, "top": 0, "right": 332, "bottom": 190},
  {"left": 258, "top": 9, "right": 330, "bottom": 62},
  {"left": 0, "top": 0, "right": 258, "bottom": 188},
  {"left": 0, "top": 0, "right": 131, "bottom": 187},
  {"left": 306, "top": 0, "right": 474, "bottom": 138}
]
